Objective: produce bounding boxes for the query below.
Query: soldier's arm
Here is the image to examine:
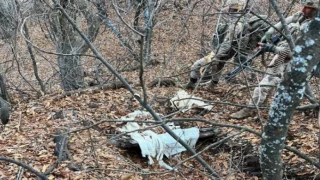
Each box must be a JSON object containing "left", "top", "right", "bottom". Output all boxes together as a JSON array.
[
  {"left": 260, "top": 42, "right": 291, "bottom": 55},
  {"left": 259, "top": 42, "right": 292, "bottom": 66},
  {"left": 225, "top": 22, "right": 241, "bottom": 41},
  {"left": 274, "top": 45, "right": 292, "bottom": 60},
  {"left": 265, "top": 15, "right": 295, "bottom": 40}
]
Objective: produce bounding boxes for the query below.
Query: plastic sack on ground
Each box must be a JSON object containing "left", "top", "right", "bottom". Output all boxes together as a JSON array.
[
  {"left": 119, "top": 122, "right": 200, "bottom": 170},
  {"left": 170, "top": 90, "right": 213, "bottom": 112}
]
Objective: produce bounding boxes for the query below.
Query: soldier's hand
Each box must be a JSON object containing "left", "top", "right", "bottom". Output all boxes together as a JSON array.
[
  {"left": 258, "top": 42, "right": 275, "bottom": 53},
  {"left": 261, "top": 33, "right": 272, "bottom": 43}
]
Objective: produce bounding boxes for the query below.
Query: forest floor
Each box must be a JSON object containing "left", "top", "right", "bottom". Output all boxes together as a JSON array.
[{"left": 1, "top": 1, "right": 320, "bottom": 180}]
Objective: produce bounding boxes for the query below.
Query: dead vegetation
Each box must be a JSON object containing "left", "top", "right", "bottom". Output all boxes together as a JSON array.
[{"left": 0, "top": 0, "right": 320, "bottom": 179}]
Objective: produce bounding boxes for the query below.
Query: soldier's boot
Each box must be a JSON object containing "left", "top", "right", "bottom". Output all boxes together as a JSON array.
[
  {"left": 205, "top": 80, "right": 219, "bottom": 90},
  {"left": 183, "top": 78, "right": 197, "bottom": 90},
  {"left": 184, "top": 81, "right": 195, "bottom": 90},
  {"left": 230, "top": 108, "right": 253, "bottom": 119}
]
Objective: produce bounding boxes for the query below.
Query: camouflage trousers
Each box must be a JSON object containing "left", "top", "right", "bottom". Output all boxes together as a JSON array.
[
  {"left": 190, "top": 56, "right": 220, "bottom": 82},
  {"left": 250, "top": 74, "right": 281, "bottom": 106},
  {"left": 190, "top": 42, "right": 247, "bottom": 82}
]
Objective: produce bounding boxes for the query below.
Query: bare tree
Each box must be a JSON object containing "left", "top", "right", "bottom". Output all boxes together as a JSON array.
[
  {"left": 0, "top": 0, "right": 17, "bottom": 124},
  {"left": 0, "top": 0, "right": 18, "bottom": 40},
  {"left": 107, "top": 0, "right": 161, "bottom": 66},
  {"left": 260, "top": 1, "right": 320, "bottom": 179},
  {"left": 49, "top": 0, "right": 102, "bottom": 91}
]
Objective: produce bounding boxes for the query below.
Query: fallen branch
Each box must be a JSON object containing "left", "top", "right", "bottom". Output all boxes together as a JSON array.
[
  {"left": 35, "top": 129, "right": 70, "bottom": 179},
  {"left": 147, "top": 78, "right": 176, "bottom": 88},
  {"left": 52, "top": 80, "right": 132, "bottom": 101},
  {"left": 0, "top": 156, "right": 48, "bottom": 180},
  {"left": 53, "top": 129, "right": 68, "bottom": 161},
  {"left": 296, "top": 103, "right": 319, "bottom": 110},
  {"left": 70, "top": 117, "right": 320, "bottom": 169},
  {"left": 15, "top": 167, "right": 24, "bottom": 180},
  {"left": 169, "top": 118, "right": 320, "bottom": 169}
]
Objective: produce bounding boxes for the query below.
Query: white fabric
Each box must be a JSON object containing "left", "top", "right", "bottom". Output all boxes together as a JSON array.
[
  {"left": 119, "top": 122, "right": 200, "bottom": 170},
  {"left": 170, "top": 90, "right": 213, "bottom": 112}
]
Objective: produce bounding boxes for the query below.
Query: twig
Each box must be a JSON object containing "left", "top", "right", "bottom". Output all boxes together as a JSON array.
[
  {"left": 296, "top": 103, "right": 319, "bottom": 110},
  {"left": 0, "top": 156, "right": 48, "bottom": 180},
  {"left": 10, "top": 45, "right": 41, "bottom": 96},
  {"left": 173, "top": 131, "right": 243, "bottom": 169},
  {"left": 17, "top": 0, "right": 46, "bottom": 95},
  {"left": 111, "top": 0, "right": 145, "bottom": 36},
  {"left": 20, "top": 16, "right": 97, "bottom": 58},
  {"left": 17, "top": 111, "right": 22, "bottom": 132},
  {"left": 283, "top": 0, "right": 296, "bottom": 17},
  {"left": 318, "top": 108, "right": 320, "bottom": 163},
  {"left": 269, "top": 0, "right": 295, "bottom": 50},
  {"left": 95, "top": 2, "right": 139, "bottom": 61},
  {"left": 169, "top": 118, "right": 320, "bottom": 169},
  {"left": 305, "top": 82, "right": 319, "bottom": 104},
  {"left": 284, "top": 146, "right": 320, "bottom": 169},
  {"left": 15, "top": 166, "right": 24, "bottom": 180},
  {"left": 68, "top": 116, "right": 320, "bottom": 170},
  {"left": 139, "top": 36, "right": 148, "bottom": 104},
  {"left": 87, "top": 128, "right": 105, "bottom": 179},
  {"left": 22, "top": 22, "right": 46, "bottom": 94}
]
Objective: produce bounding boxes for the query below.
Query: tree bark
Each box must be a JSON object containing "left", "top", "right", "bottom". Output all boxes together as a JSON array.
[
  {"left": 260, "top": 18, "right": 320, "bottom": 179},
  {"left": 0, "top": 0, "right": 18, "bottom": 40},
  {"left": 50, "top": 0, "right": 101, "bottom": 91},
  {"left": 143, "top": 0, "right": 155, "bottom": 64}
]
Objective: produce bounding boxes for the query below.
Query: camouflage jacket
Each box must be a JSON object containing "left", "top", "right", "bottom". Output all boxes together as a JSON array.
[
  {"left": 264, "top": 11, "right": 313, "bottom": 76},
  {"left": 266, "top": 11, "right": 311, "bottom": 40}
]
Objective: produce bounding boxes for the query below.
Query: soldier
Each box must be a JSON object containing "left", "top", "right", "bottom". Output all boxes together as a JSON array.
[
  {"left": 184, "top": 0, "right": 267, "bottom": 90},
  {"left": 230, "top": 0, "right": 318, "bottom": 119}
]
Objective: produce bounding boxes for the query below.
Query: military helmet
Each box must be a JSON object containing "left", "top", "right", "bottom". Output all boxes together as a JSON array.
[{"left": 303, "top": 0, "right": 318, "bottom": 9}]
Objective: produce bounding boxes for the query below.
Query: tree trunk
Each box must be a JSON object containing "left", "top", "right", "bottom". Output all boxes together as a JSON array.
[
  {"left": 143, "top": 0, "right": 155, "bottom": 64},
  {"left": 57, "top": 55, "right": 85, "bottom": 91},
  {"left": 0, "top": 0, "right": 18, "bottom": 40},
  {"left": 50, "top": 0, "right": 102, "bottom": 91},
  {"left": 260, "top": 18, "right": 320, "bottom": 180},
  {"left": 56, "top": 10, "right": 85, "bottom": 90}
]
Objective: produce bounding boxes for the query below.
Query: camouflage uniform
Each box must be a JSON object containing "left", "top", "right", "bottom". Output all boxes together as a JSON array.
[
  {"left": 230, "top": 0, "right": 318, "bottom": 119},
  {"left": 185, "top": 0, "right": 265, "bottom": 89},
  {"left": 189, "top": 17, "right": 249, "bottom": 84}
]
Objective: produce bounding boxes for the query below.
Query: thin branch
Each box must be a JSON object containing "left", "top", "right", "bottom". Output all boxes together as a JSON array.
[
  {"left": 139, "top": 36, "right": 148, "bottom": 104},
  {"left": 20, "top": 16, "right": 96, "bottom": 58},
  {"left": 283, "top": 0, "right": 297, "bottom": 17},
  {"left": 15, "top": 0, "right": 46, "bottom": 94},
  {"left": 284, "top": 146, "right": 320, "bottom": 169},
  {"left": 296, "top": 103, "right": 319, "bottom": 110},
  {"left": 22, "top": 22, "right": 46, "bottom": 94},
  {"left": 10, "top": 45, "right": 41, "bottom": 96},
  {"left": 170, "top": 118, "right": 320, "bottom": 169},
  {"left": 0, "top": 156, "right": 48, "bottom": 180},
  {"left": 268, "top": 0, "right": 295, "bottom": 50},
  {"left": 42, "top": 130, "right": 68, "bottom": 176},
  {"left": 111, "top": 0, "right": 145, "bottom": 36},
  {"left": 67, "top": 115, "right": 320, "bottom": 169},
  {"left": 95, "top": 2, "right": 139, "bottom": 61},
  {"left": 174, "top": 131, "right": 243, "bottom": 169},
  {"left": 318, "top": 108, "right": 320, "bottom": 163}
]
